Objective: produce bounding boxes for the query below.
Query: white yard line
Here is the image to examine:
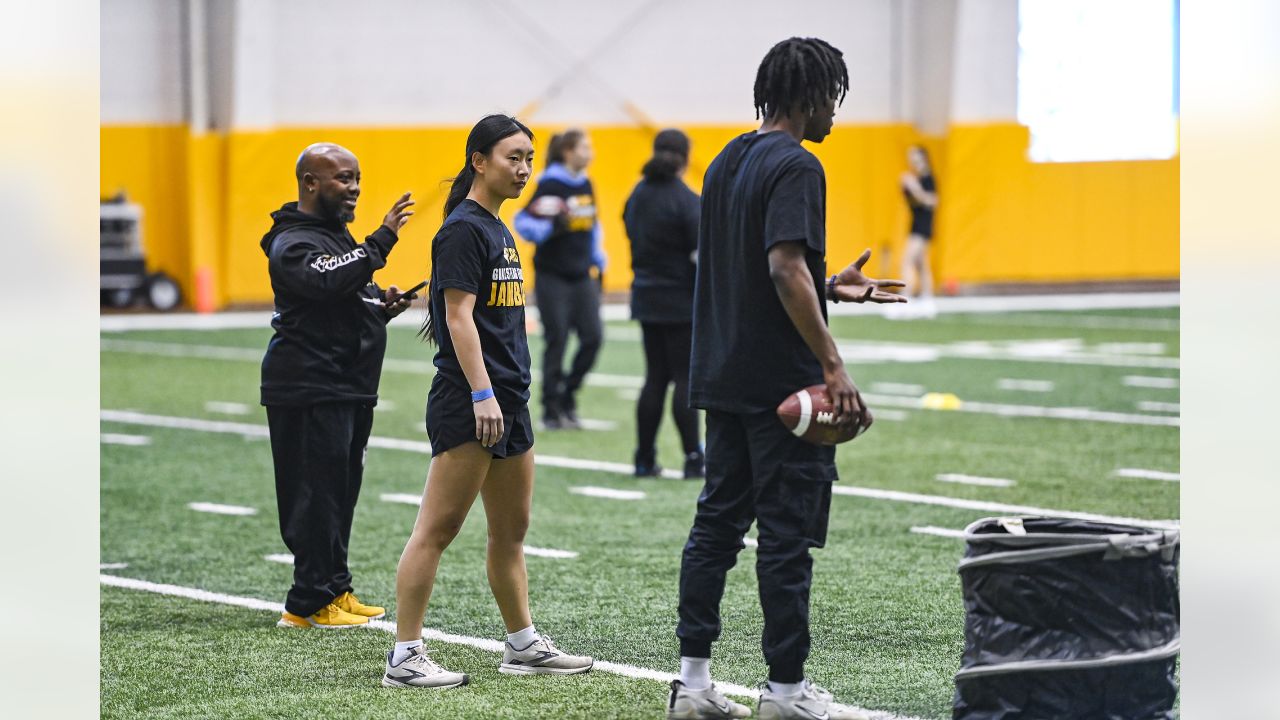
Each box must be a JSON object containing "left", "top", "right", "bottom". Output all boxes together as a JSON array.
[
  {"left": 264, "top": 553, "right": 294, "bottom": 565},
  {"left": 98, "top": 574, "right": 923, "bottom": 718},
  {"left": 98, "top": 294, "right": 1178, "bottom": 332},
  {"left": 101, "top": 409, "right": 683, "bottom": 478},
  {"left": 873, "top": 409, "right": 910, "bottom": 422},
  {"left": 101, "top": 338, "right": 1182, "bottom": 427},
  {"left": 101, "top": 433, "right": 151, "bottom": 446},
  {"left": 909, "top": 526, "right": 967, "bottom": 539},
  {"left": 1114, "top": 468, "right": 1181, "bottom": 482},
  {"left": 380, "top": 493, "right": 423, "bottom": 506},
  {"left": 187, "top": 501, "right": 257, "bottom": 516},
  {"left": 935, "top": 473, "right": 1016, "bottom": 488},
  {"left": 1123, "top": 375, "right": 1179, "bottom": 389},
  {"left": 1136, "top": 401, "right": 1180, "bottom": 413},
  {"left": 996, "top": 379, "right": 1055, "bottom": 393},
  {"left": 575, "top": 418, "right": 619, "bottom": 431},
  {"left": 832, "top": 486, "right": 1178, "bottom": 530},
  {"left": 743, "top": 536, "right": 759, "bottom": 549},
  {"left": 569, "top": 486, "right": 647, "bottom": 501},
  {"left": 205, "top": 401, "right": 252, "bottom": 415},
  {"left": 102, "top": 410, "right": 1177, "bottom": 528},
  {"left": 861, "top": 393, "right": 1179, "bottom": 427},
  {"left": 100, "top": 563, "right": 129, "bottom": 570},
  {"left": 870, "top": 382, "right": 924, "bottom": 396},
  {"left": 522, "top": 546, "right": 579, "bottom": 559}
]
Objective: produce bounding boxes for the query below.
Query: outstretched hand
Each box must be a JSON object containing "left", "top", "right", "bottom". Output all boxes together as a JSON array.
[{"left": 831, "top": 249, "right": 907, "bottom": 304}]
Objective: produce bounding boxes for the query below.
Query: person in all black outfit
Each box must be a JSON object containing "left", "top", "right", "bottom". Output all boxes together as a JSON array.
[
  {"left": 385, "top": 115, "right": 593, "bottom": 691},
  {"left": 623, "top": 128, "right": 704, "bottom": 479},
  {"left": 666, "top": 39, "right": 906, "bottom": 720},
  {"left": 899, "top": 145, "right": 938, "bottom": 315},
  {"left": 260, "top": 143, "right": 417, "bottom": 629},
  {"left": 513, "top": 129, "right": 606, "bottom": 429}
]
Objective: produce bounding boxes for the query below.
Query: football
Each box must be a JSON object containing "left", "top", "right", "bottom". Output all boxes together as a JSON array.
[
  {"left": 527, "top": 195, "right": 569, "bottom": 219},
  {"left": 776, "top": 384, "right": 867, "bottom": 445}
]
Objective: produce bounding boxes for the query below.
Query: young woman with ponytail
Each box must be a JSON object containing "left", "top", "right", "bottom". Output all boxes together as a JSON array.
[
  {"left": 513, "top": 128, "right": 606, "bottom": 430},
  {"left": 622, "top": 129, "right": 704, "bottom": 479},
  {"left": 384, "top": 114, "right": 593, "bottom": 690}
]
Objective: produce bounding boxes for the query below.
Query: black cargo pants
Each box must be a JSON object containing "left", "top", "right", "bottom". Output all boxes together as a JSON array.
[{"left": 676, "top": 408, "right": 836, "bottom": 683}]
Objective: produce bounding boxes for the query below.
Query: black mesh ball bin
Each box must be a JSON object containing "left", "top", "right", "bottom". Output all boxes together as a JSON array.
[{"left": 952, "top": 517, "right": 1180, "bottom": 720}]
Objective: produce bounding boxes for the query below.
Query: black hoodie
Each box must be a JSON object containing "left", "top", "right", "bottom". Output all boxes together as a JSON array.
[{"left": 259, "top": 201, "right": 400, "bottom": 406}]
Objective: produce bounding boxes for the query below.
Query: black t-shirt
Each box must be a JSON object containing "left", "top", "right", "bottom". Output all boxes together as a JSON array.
[
  {"left": 690, "top": 131, "right": 828, "bottom": 413},
  {"left": 525, "top": 176, "right": 597, "bottom": 280},
  {"left": 905, "top": 173, "right": 936, "bottom": 230},
  {"left": 429, "top": 199, "right": 531, "bottom": 409},
  {"left": 623, "top": 177, "right": 700, "bottom": 324}
]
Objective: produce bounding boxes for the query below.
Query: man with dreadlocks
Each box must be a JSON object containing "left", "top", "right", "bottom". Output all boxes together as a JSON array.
[{"left": 666, "top": 38, "right": 906, "bottom": 720}]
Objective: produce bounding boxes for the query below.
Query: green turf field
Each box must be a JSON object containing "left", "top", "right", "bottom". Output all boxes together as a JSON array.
[{"left": 100, "top": 305, "right": 1179, "bottom": 719}]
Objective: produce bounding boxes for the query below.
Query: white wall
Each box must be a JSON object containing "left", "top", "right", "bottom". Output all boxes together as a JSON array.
[
  {"left": 100, "top": 0, "right": 185, "bottom": 123},
  {"left": 950, "top": 0, "right": 1018, "bottom": 122},
  {"left": 100, "top": 0, "right": 1019, "bottom": 129}
]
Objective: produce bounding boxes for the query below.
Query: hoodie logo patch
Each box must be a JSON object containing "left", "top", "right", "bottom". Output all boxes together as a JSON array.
[{"left": 311, "top": 247, "right": 367, "bottom": 273}]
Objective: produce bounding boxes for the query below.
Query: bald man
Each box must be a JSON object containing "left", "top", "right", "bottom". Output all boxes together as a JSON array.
[{"left": 260, "top": 143, "right": 416, "bottom": 629}]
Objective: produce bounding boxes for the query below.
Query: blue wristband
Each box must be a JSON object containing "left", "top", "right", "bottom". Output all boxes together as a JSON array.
[{"left": 471, "top": 388, "right": 495, "bottom": 403}]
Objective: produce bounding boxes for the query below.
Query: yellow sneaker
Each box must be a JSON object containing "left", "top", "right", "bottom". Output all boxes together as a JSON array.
[
  {"left": 333, "top": 591, "right": 386, "bottom": 619},
  {"left": 276, "top": 602, "right": 369, "bottom": 629}
]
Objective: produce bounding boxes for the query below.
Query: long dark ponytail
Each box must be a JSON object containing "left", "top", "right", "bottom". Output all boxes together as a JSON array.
[
  {"left": 421, "top": 114, "right": 534, "bottom": 343},
  {"left": 641, "top": 128, "right": 690, "bottom": 181}
]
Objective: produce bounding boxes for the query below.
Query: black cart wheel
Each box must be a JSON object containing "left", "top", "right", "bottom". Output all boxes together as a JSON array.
[
  {"left": 145, "top": 273, "right": 182, "bottom": 311},
  {"left": 103, "top": 288, "right": 136, "bottom": 308}
]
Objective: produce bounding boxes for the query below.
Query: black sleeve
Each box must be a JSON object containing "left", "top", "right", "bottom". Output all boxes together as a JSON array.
[
  {"left": 681, "top": 189, "right": 701, "bottom": 254},
  {"left": 269, "top": 225, "right": 398, "bottom": 301},
  {"left": 763, "top": 160, "right": 825, "bottom": 254},
  {"left": 432, "top": 222, "right": 486, "bottom": 295}
]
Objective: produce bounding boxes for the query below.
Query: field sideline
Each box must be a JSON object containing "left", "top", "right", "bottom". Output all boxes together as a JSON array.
[{"left": 101, "top": 302, "right": 1179, "bottom": 719}]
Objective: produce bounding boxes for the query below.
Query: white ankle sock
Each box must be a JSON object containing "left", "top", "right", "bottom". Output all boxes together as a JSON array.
[
  {"left": 679, "top": 656, "right": 711, "bottom": 690},
  {"left": 768, "top": 680, "right": 803, "bottom": 697},
  {"left": 392, "top": 639, "right": 422, "bottom": 665},
  {"left": 507, "top": 625, "right": 539, "bottom": 649}
]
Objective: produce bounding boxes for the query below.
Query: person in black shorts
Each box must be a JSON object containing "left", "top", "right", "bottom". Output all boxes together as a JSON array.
[
  {"left": 623, "top": 128, "right": 703, "bottom": 479},
  {"left": 667, "top": 38, "right": 906, "bottom": 720},
  {"left": 899, "top": 145, "right": 938, "bottom": 313},
  {"left": 384, "top": 115, "right": 593, "bottom": 690}
]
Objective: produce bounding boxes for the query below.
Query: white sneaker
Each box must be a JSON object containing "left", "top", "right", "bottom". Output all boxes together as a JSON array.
[
  {"left": 667, "top": 679, "right": 753, "bottom": 719},
  {"left": 381, "top": 645, "right": 469, "bottom": 689},
  {"left": 756, "top": 680, "right": 869, "bottom": 720},
  {"left": 499, "top": 634, "right": 593, "bottom": 675}
]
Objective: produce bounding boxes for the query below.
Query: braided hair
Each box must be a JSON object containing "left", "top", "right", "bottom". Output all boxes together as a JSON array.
[{"left": 753, "top": 37, "right": 849, "bottom": 120}]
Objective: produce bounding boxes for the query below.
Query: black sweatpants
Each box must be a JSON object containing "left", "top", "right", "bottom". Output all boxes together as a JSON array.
[
  {"left": 637, "top": 321, "right": 699, "bottom": 461},
  {"left": 266, "top": 402, "right": 374, "bottom": 617},
  {"left": 676, "top": 408, "right": 836, "bottom": 682},
  {"left": 535, "top": 272, "right": 603, "bottom": 417}
]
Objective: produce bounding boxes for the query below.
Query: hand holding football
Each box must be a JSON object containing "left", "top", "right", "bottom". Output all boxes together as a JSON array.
[{"left": 776, "top": 384, "right": 870, "bottom": 445}]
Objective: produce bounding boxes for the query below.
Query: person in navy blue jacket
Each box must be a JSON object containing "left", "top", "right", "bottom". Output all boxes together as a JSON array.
[{"left": 513, "top": 129, "right": 606, "bottom": 429}]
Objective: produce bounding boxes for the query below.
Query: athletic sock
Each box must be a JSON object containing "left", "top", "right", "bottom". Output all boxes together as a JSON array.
[
  {"left": 391, "top": 639, "right": 423, "bottom": 665},
  {"left": 679, "top": 656, "right": 711, "bottom": 690},
  {"left": 507, "top": 625, "right": 539, "bottom": 650},
  {"left": 768, "top": 680, "right": 803, "bottom": 697}
]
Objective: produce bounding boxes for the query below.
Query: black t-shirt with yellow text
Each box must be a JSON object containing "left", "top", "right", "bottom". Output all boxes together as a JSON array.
[{"left": 429, "top": 199, "right": 531, "bottom": 409}]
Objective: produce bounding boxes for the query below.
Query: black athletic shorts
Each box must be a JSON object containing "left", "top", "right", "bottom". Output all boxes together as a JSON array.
[{"left": 426, "top": 378, "right": 534, "bottom": 459}]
